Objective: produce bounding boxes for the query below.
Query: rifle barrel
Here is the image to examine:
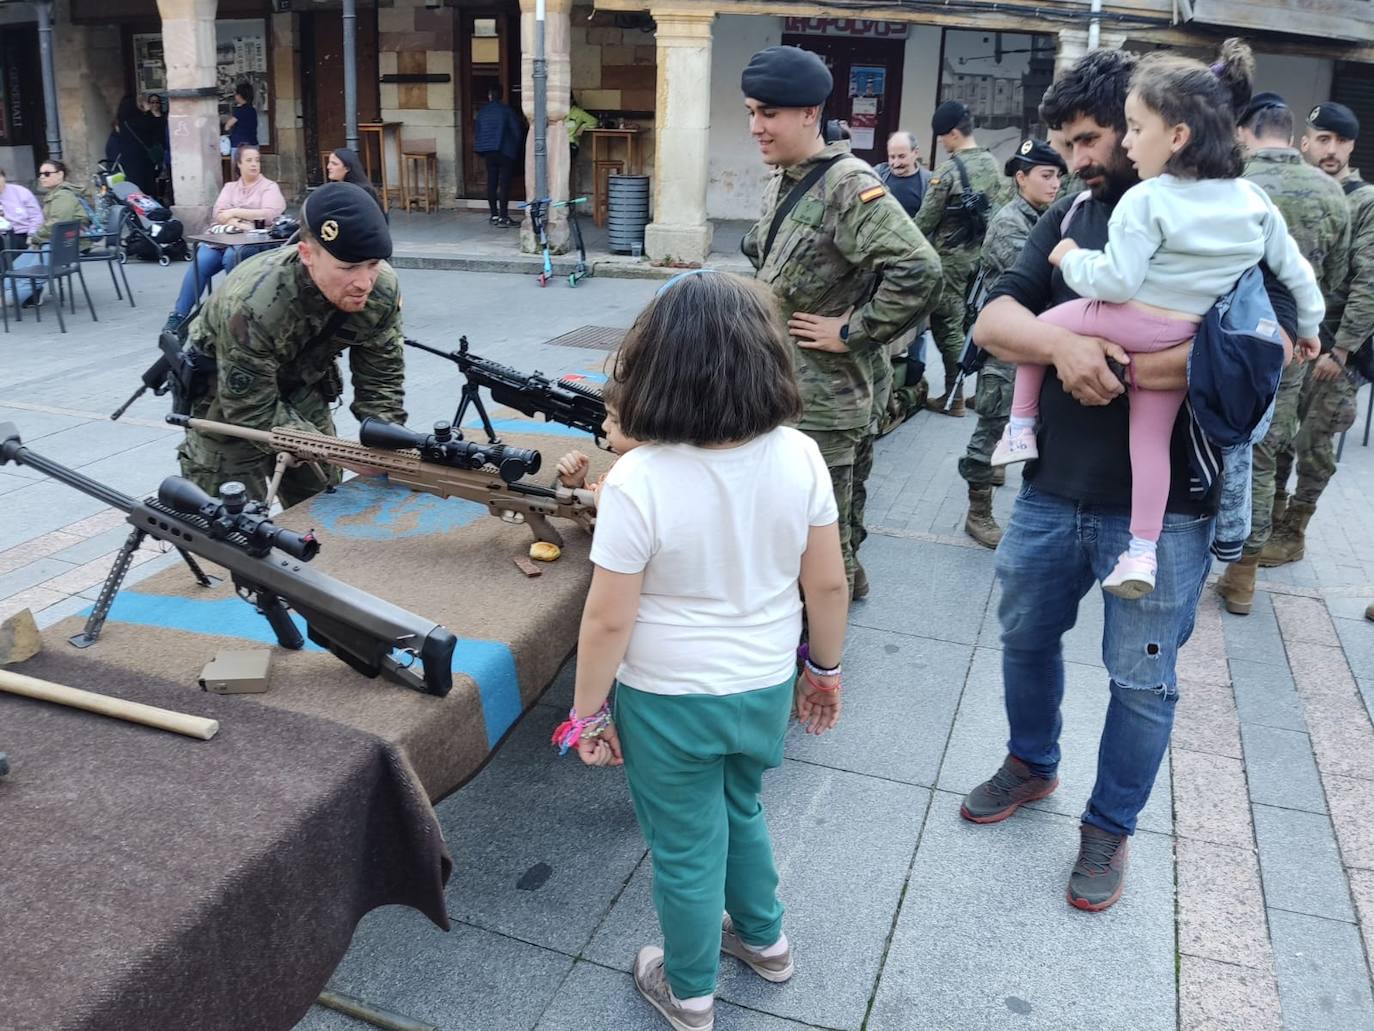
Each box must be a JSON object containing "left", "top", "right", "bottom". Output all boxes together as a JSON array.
[
  {"left": 173, "top": 415, "right": 275, "bottom": 445},
  {"left": 403, "top": 338, "right": 455, "bottom": 362},
  {"left": 0, "top": 435, "right": 136, "bottom": 513}
]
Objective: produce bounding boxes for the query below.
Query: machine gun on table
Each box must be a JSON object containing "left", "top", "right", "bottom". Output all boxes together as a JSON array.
[
  {"left": 404, "top": 337, "right": 610, "bottom": 448},
  {"left": 0, "top": 422, "right": 457, "bottom": 697},
  {"left": 167, "top": 415, "right": 597, "bottom": 548}
]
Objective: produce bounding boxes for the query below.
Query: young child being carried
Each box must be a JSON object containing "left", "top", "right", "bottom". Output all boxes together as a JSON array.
[
  {"left": 991, "top": 39, "right": 1324, "bottom": 599},
  {"left": 553, "top": 270, "right": 849, "bottom": 1031}
]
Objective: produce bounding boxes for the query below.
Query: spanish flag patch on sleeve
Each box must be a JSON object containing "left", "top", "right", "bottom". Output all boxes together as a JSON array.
[{"left": 859, "top": 185, "right": 887, "bottom": 203}]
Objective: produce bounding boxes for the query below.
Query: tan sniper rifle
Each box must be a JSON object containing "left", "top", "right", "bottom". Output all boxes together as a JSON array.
[{"left": 167, "top": 415, "right": 596, "bottom": 548}]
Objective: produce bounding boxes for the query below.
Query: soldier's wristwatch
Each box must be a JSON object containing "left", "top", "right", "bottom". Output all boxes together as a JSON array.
[{"left": 839, "top": 323, "right": 850, "bottom": 343}]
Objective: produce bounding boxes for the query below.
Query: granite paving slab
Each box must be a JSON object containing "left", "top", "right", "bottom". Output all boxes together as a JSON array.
[
  {"left": 1178, "top": 955, "right": 1282, "bottom": 1031},
  {"left": 851, "top": 533, "right": 995, "bottom": 646},
  {"left": 1252, "top": 804, "right": 1355, "bottom": 923},
  {"left": 1176, "top": 838, "right": 1273, "bottom": 970},
  {"left": 1230, "top": 657, "right": 1307, "bottom": 733},
  {"left": 867, "top": 800, "right": 1176, "bottom": 1031},
  {"left": 1270, "top": 909, "right": 1374, "bottom": 1031},
  {"left": 1219, "top": 592, "right": 1290, "bottom": 668},
  {"left": 1239, "top": 724, "right": 1328, "bottom": 813},
  {"left": 1334, "top": 616, "right": 1374, "bottom": 680}
]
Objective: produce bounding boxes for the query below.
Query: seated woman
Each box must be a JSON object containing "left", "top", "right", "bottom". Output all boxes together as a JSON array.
[
  {"left": 6, "top": 159, "right": 93, "bottom": 308},
  {"left": 325, "top": 147, "right": 385, "bottom": 213},
  {"left": 163, "top": 144, "right": 284, "bottom": 332}
]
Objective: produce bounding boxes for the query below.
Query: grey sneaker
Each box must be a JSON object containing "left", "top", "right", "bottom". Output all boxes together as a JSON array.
[
  {"left": 633, "top": 946, "right": 714, "bottom": 1031},
  {"left": 721, "top": 914, "right": 794, "bottom": 983},
  {"left": 1067, "top": 824, "right": 1130, "bottom": 912},
  {"left": 960, "top": 754, "right": 1059, "bottom": 824}
]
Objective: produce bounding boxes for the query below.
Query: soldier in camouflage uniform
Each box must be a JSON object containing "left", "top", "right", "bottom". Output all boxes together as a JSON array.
[
  {"left": 740, "top": 46, "right": 942, "bottom": 599},
  {"left": 1262, "top": 102, "right": 1374, "bottom": 567},
  {"left": 915, "top": 100, "right": 1010, "bottom": 418},
  {"left": 178, "top": 182, "right": 407, "bottom": 508},
  {"left": 1214, "top": 94, "right": 1350, "bottom": 612},
  {"left": 960, "top": 139, "right": 1065, "bottom": 549}
]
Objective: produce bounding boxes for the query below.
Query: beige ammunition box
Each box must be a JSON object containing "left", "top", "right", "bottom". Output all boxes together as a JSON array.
[{"left": 198, "top": 650, "right": 272, "bottom": 694}]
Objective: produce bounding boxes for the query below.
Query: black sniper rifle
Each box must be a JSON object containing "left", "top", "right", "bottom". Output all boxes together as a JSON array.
[
  {"left": 405, "top": 337, "right": 610, "bottom": 448},
  {"left": 0, "top": 423, "right": 457, "bottom": 697}
]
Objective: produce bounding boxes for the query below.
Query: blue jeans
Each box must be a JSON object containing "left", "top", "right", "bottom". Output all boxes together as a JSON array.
[
  {"left": 8, "top": 251, "right": 42, "bottom": 305},
  {"left": 173, "top": 244, "right": 255, "bottom": 316},
  {"left": 995, "top": 481, "right": 1214, "bottom": 837}
]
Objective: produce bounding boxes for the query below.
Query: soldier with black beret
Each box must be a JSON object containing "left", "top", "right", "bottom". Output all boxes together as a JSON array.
[{"left": 177, "top": 181, "right": 408, "bottom": 507}]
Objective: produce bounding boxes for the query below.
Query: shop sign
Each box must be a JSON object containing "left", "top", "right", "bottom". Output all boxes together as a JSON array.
[{"left": 783, "top": 18, "right": 909, "bottom": 39}]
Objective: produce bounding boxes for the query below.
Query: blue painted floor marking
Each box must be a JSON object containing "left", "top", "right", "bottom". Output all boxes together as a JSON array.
[{"left": 308, "top": 478, "right": 486, "bottom": 540}]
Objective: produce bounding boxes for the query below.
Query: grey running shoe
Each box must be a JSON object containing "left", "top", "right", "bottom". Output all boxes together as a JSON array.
[
  {"left": 960, "top": 754, "right": 1059, "bottom": 824},
  {"left": 1067, "top": 824, "right": 1130, "bottom": 911},
  {"left": 633, "top": 946, "right": 714, "bottom": 1031},
  {"left": 721, "top": 914, "right": 794, "bottom": 983}
]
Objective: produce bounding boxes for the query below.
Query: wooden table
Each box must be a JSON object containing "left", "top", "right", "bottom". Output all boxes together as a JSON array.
[
  {"left": 186, "top": 229, "right": 288, "bottom": 301},
  {"left": 358, "top": 122, "right": 404, "bottom": 214},
  {"left": 586, "top": 128, "right": 642, "bottom": 227}
]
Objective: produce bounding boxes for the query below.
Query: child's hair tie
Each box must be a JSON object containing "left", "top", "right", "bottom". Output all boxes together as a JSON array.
[
  {"left": 551, "top": 701, "right": 613, "bottom": 755},
  {"left": 656, "top": 267, "right": 719, "bottom": 296}
]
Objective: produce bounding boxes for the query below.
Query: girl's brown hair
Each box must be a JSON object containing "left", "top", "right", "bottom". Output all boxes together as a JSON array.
[
  {"left": 1130, "top": 38, "right": 1254, "bottom": 180},
  {"left": 604, "top": 271, "right": 802, "bottom": 446}
]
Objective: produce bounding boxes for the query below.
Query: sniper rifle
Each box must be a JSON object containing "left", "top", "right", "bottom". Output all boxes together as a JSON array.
[
  {"left": 404, "top": 337, "right": 609, "bottom": 447},
  {"left": 167, "top": 415, "right": 597, "bottom": 548},
  {"left": 0, "top": 422, "right": 457, "bottom": 697}
]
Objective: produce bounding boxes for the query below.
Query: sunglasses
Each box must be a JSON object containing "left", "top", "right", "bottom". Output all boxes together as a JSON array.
[{"left": 38, "top": 170, "right": 57, "bottom": 177}]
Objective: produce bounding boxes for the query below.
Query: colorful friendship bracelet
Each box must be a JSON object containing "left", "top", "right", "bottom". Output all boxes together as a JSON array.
[{"left": 551, "top": 701, "right": 613, "bottom": 756}]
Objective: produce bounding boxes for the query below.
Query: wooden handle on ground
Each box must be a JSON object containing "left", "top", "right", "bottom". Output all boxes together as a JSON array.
[{"left": 0, "top": 669, "right": 220, "bottom": 741}]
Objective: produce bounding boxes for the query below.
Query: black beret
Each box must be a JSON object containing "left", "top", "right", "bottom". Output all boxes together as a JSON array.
[
  {"left": 932, "top": 101, "right": 969, "bottom": 136},
  {"left": 740, "top": 46, "right": 832, "bottom": 108},
  {"left": 1309, "top": 102, "right": 1359, "bottom": 141},
  {"left": 1238, "top": 91, "right": 1287, "bottom": 126},
  {"left": 1004, "top": 138, "right": 1067, "bottom": 176},
  {"left": 303, "top": 181, "right": 392, "bottom": 262}
]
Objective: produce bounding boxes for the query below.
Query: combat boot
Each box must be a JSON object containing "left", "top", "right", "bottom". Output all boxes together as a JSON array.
[
  {"left": 1259, "top": 500, "right": 1316, "bottom": 567},
  {"left": 1215, "top": 554, "right": 1260, "bottom": 615},
  {"left": 926, "top": 378, "right": 966, "bottom": 417},
  {"left": 1271, "top": 487, "right": 1289, "bottom": 528},
  {"left": 964, "top": 485, "right": 1002, "bottom": 549}
]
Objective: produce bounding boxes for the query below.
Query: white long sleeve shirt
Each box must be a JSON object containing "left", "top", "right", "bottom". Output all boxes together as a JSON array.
[{"left": 1058, "top": 174, "right": 1326, "bottom": 338}]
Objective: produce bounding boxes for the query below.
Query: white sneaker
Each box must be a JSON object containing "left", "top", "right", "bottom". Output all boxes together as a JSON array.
[
  {"left": 991, "top": 424, "right": 1039, "bottom": 467},
  {"left": 1103, "top": 550, "right": 1157, "bottom": 599}
]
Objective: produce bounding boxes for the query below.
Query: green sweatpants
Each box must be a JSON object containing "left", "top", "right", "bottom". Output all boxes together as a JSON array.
[{"left": 615, "top": 677, "right": 794, "bottom": 999}]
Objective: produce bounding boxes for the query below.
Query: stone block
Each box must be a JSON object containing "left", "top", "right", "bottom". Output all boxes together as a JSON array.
[
  {"left": 1252, "top": 804, "right": 1354, "bottom": 922},
  {"left": 1178, "top": 955, "right": 1282, "bottom": 1031},
  {"left": 571, "top": 43, "right": 603, "bottom": 90},
  {"left": 1273, "top": 593, "right": 1339, "bottom": 647},
  {"left": 850, "top": 534, "right": 995, "bottom": 646},
  {"left": 579, "top": 89, "right": 622, "bottom": 111},
  {"left": 1239, "top": 723, "right": 1327, "bottom": 813},
  {"left": 601, "top": 64, "right": 656, "bottom": 93},
  {"left": 587, "top": 26, "right": 624, "bottom": 45},
  {"left": 1348, "top": 868, "right": 1374, "bottom": 983},
  {"left": 634, "top": 44, "right": 656, "bottom": 65},
  {"left": 1171, "top": 677, "right": 1242, "bottom": 758},
  {"left": 1176, "top": 838, "right": 1273, "bottom": 970},
  {"left": 0, "top": 531, "right": 83, "bottom": 577},
  {"left": 600, "top": 44, "right": 637, "bottom": 64},
  {"left": 1334, "top": 615, "right": 1374, "bottom": 680},
  {"left": 1172, "top": 748, "right": 1254, "bottom": 849},
  {"left": 1219, "top": 591, "right": 1289, "bottom": 668},
  {"left": 1269, "top": 909, "right": 1374, "bottom": 1029},
  {"left": 413, "top": 6, "right": 449, "bottom": 34},
  {"left": 621, "top": 90, "right": 657, "bottom": 112},
  {"left": 0, "top": 558, "right": 77, "bottom": 601},
  {"left": 1325, "top": 774, "right": 1374, "bottom": 870},
  {"left": 1306, "top": 705, "right": 1374, "bottom": 781},
  {"left": 378, "top": 5, "right": 414, "bottom": 34},
  {"left": 868, "top": 804, "right": 1175, "bottom": 1031},
  {"left": 1230, "top": 656, "right": 1306, "bottom": 732},
  {"left": 0, "top": 481, "right": 108, "bottom": 553}
]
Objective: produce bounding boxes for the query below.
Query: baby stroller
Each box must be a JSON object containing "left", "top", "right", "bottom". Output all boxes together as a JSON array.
[{"left": 93, "top": 160, "right": 189, "bottom": 266}]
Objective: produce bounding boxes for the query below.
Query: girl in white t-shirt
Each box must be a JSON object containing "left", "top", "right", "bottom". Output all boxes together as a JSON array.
[{"left": 553, "top": 270, "right": 849, "bottom": 1031}]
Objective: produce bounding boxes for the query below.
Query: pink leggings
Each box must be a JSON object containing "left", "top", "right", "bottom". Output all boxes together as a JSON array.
[{"left": 1013, "top": 299, "right": 1196, "bottom": 543}]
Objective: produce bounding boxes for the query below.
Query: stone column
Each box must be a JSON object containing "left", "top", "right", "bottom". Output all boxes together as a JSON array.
[
  {"left": 519, "top": 0, "right": 571, "bottom": 253},
  {"left": 158, "top": 0, "right": 222, "bottom": 232},
  {"left": 1055, "top": 27, "right": 1126, "bottom": 76},
  {"left": 644, "top": 5, "right": 714, "bottom": 267}
]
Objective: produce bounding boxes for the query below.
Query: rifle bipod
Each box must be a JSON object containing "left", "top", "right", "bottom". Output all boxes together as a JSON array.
[
  {"left": 69, "top": 527, "right": 221, "bottom": 648},
  {"left": 450, "top": 381, "right": 502, "bottom": 445}
]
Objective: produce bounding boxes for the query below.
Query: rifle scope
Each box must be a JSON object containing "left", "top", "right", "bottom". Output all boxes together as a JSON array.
[
  {"left": 358, "top": 418, "right": 541, "bottom": 484},
  {"left": 158, "top": 478, "right": 320, "bottom": 561}
]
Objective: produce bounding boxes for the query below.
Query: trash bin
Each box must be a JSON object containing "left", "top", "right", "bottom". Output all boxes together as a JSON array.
[{"left": 606, "top": 175, "right": 650, "bottom": 255}]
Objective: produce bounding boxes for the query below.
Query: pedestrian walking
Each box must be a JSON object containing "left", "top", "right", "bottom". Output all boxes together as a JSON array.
[
  {"left": 559, "top": 271, "right": 849, "bottom": 1031},
  {"left": 966, "top": 46, "right": 1305, "bottom": 912},
  {"left": 739, "top": 45, "right": 942, "bottom": 600},
  {"left": 473, "top": 86, "right": 524, "bottom": 227},
  {"left": 960, "top": 138, "right": 1065, "bottom": 549},
  {"left": 1214, "top": 92, "right": 1350, "bottom": 613}
]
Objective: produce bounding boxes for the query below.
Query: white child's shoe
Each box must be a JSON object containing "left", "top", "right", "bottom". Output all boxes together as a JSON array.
[
  {"left": 1103, "top": 550, "right": 1158, "bottom": 599},
  {"left": 991, "top": 424, "right": 1039, "bottom": 467}
]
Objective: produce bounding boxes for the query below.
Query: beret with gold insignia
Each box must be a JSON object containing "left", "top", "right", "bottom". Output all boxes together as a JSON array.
[{"left": 303, "top": 181, "right": 393, "bottom": 262}]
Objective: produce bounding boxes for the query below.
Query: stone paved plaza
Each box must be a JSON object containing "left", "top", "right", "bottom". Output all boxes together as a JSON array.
[{"left": 3, "top": 262, "right": 1374, "bottom": 1030}]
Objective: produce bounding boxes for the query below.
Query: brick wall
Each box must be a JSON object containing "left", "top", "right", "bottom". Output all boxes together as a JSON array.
[
  {"left": 379, "top": 0, "right": 460, "bottom": 204},
  {"left": 569, "top": 6, "right": 656, "bottom": 183}
]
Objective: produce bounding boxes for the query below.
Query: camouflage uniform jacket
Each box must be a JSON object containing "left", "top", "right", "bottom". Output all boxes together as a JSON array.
[
  {"left": 980, "top": 193, "right": 1043, "bottom": 285},
  {"left": 1329, "top": 168, "right": 1374, "bottom": 356},
  {"left": 742, "top": 141, "right": 943, "bottom": 432},
  {"left": 914, "top": 146, "right": 1010, "bottom": 256},
  {"left": 187, "top": 244, "right": 407, "bottom": 454},
  {"left": 1242, "top": 148, "right": 1350, "bottom": 297}
]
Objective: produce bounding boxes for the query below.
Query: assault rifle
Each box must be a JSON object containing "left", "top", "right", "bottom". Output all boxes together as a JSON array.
[
  {"left": 0, "top": 422, "right": 458, "bottom": 697},
  {"left": 167, "top": 415, "right": 597, "bottom": 548},
  {"left": 404, "top": 337, "right": 609, "bottom": 448},
  {"left": 111, "top": 327, "right": 217, "bottom": 421}
]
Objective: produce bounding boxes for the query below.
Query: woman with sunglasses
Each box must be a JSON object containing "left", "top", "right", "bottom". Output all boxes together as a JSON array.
[{"left": 6, "top": 161, "right": 93, "bottom": 307}]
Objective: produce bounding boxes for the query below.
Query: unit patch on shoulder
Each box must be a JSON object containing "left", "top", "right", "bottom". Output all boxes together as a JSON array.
[
  {"left": 859, "top": 185, "right": 887, "bottom": 203},
  {"left": 929, "top": 177, "right": 942, "bottom": 187}
]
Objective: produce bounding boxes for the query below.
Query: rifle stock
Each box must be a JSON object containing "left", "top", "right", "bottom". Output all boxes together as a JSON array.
[{"left": 169, "top": 415, "right": 597, "bottom": 548}]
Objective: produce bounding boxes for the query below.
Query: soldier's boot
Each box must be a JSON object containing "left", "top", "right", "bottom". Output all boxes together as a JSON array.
[
  {"left": 852, "top": 563, "right": 870, "bottom": 601},
  {"left": 964, "top": 486, "right": 1002, "bottom": 550},
  {"left": 1258, "top": 500, "right": 1316, "bottom": 568},
  {"left": 1366, "top": 601, "right": 1374, "bottom": 623},
  {"left": 1271, "top": 487, "right": 1289, "bottom": 528},
  {"left": 1215, "top": 554, "right": 1260, "bottom": 616},
  {"left": 926, "top": 377, "right": 966, "bottom": 417}
]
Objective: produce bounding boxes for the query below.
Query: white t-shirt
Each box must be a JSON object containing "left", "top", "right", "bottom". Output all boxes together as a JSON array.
[{"left": 589, "top": 426, "right": 839, "bottom": 696}]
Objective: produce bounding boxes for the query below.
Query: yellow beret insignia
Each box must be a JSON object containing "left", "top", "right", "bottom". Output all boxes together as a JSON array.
[
  {"left": 321, "top": 219, "right": 340, "bottom": 242},
  {"left": 1020, "top": 139, "right": 1034, "bottom": 155},
  {"left": 859, "top": 185, "right": 887, "bottom": 203}
]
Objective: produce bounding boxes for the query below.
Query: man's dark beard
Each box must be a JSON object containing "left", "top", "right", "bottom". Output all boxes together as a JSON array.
[{"left": 1085, "top": 149, "right": 1139, "bottom": 205}]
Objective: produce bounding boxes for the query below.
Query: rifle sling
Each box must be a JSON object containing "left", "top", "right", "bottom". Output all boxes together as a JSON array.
[{"left": 760, "top": 155, "right": 844, "bottom": 266}]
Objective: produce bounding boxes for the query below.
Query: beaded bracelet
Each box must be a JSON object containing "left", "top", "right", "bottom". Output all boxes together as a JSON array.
[
  {"left": 551, "top": 701, "right": 613, "bottom": 756},
  {"left": 796, "top": 642, "right": 841, "bottom": 678}
]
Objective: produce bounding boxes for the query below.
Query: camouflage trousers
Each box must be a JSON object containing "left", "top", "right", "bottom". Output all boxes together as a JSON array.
[
  {"left": 1245, "top": 360, "right": 1307, "bottom": 553},
  {"left": 957, "top": 358, "right": 1014, "bottom": 487},
  {"left": 177, "top": 390, "right": 343, "bottom": 509},
  {"left": 806, "top": 425, "right": 870, "bottom": 592},
  {"left": 928, "top": 260, "right": 974, "bottom": 385},
  {"left": 1284, "top": 368, "right": 1361, "bottom": 505}
]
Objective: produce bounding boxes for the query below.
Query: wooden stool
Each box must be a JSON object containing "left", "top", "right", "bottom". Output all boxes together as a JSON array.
[
  {"left": 401, "top": 151, "right": 439, "bottom": 213},
  {"left": 592, "top": 159, "right": 624, "bottom": 227}
]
